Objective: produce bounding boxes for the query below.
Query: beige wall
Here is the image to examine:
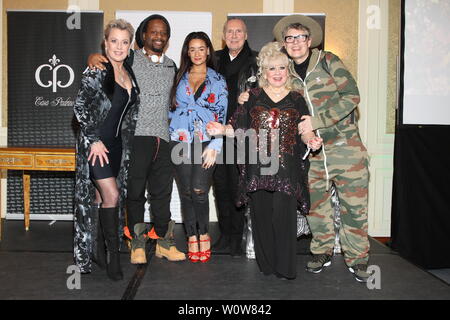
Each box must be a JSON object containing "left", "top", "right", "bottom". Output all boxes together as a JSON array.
[
  {"left": 295, "top": 0, "right": 359, "bottom": 79},
  {"left": 101, "top": 0, "right": 263, "bottom": 52},
  {"left": 1, "top": 1, "right": 401, "bottom": 233},
  {"left": 1, "top": 0, "right": 375, "bottom": 126},
  {"left": 294, "top": 0, "right": 400, "bottom": 135},
  {"left": 1, "top": 0, "right": 401, "bottom": 128},
  {"left": 387, "top": 0, "right": 401, "bottom": 133}
]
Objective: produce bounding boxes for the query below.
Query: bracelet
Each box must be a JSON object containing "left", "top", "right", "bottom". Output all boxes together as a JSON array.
[
  {"left": 91, "top": 140, "right": 103, "bottom": 146},
  {"left": 224, "top": 125, "right": 235, "bottom": 137}
]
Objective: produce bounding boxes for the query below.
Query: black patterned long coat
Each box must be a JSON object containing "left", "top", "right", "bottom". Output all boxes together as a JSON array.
[{"left": 73, "top": 63, "right": 139, "bottom": 273}]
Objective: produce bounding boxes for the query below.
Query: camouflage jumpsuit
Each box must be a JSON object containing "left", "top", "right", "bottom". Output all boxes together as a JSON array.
[{"left": 291, "top": 48, "right": 370, "bottom": 267}]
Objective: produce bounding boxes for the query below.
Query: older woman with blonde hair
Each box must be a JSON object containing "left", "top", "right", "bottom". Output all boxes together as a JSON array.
[
  {"left": 207, "top": 41, "right": 322, "bottom": 279},
  {"left": 73, "top": 19, "right": 140, "bottom": 280}
]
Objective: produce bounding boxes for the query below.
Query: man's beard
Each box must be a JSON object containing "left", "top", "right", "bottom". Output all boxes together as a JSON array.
[{"left": 150, "top": 43, "right": 164, "bottom": 53}]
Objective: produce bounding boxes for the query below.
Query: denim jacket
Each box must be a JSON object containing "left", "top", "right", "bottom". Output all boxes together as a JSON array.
[{"left": 169, "top": 67, "right": 228, "bottom": 152}]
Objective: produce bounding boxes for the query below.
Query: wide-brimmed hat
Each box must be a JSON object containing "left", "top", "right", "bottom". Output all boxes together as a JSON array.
[{"left": 273, "top": 14, "right": 323, "bottom": 48}]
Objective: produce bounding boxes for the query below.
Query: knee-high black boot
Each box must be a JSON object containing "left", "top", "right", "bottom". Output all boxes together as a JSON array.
[
  {"left": 91, "top": 203, "right": 106, "bottom": 269},
  {"left": 99, "top": 207, "right": 123, "bottom": 281}
]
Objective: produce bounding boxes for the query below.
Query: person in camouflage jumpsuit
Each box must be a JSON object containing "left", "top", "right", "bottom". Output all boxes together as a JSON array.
[{"left": 273, "top": 15, "right": 371, "bottom": 282}]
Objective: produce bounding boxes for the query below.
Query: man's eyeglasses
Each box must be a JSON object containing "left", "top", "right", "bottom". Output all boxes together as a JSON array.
[{"left": 284, "top": 34, "right": 309, "bottom": 43}]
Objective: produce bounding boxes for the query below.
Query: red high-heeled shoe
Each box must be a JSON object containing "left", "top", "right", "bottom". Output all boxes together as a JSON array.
[
  {"left": 188, "top": 239, "right": 200, "bottom": 263},
  {"left": 199, "top": 236, "right": 211, "bottom": 263}
]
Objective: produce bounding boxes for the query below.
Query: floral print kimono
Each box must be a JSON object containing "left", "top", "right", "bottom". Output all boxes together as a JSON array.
[
  {"left": 73, "top": 64, "right": 139, "bottom": 273},
  {"left": 169, "top": 67, "right": 228, "bottom": 152}
]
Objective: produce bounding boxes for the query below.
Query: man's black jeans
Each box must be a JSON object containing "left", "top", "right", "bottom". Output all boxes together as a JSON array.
[{"left": 127, "top": 136, "right": 173, "bottom": 237}]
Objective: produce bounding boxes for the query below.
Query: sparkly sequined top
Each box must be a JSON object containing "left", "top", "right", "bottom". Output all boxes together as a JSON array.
[{"left": 229, "top": 87, "right": 311, "bottom": 215}]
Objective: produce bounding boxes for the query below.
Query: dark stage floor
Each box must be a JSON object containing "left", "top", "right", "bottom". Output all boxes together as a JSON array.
[{"left": 0, "top": 219, "right": 449, "bottom": 301}]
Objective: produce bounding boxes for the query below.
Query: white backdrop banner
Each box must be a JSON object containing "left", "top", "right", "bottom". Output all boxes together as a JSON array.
[
  {"left": 116, "top": 10, "right": 212, "bottom": 67},
  {"left": 116, "top": 11, "right": 214, "bottom": 223}
]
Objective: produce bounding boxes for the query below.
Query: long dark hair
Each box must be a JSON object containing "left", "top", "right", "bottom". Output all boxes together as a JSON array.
[{"left": 170, "top": 32, "right": 216, "bottom": 111}]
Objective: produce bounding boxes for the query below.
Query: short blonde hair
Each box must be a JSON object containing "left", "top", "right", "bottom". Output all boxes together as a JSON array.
[
  {"left": 104, "top": 19, "right": 135, "bottom": 42},
  {"left": 257, "top": 41, "right": 294, "bottom": 90}
]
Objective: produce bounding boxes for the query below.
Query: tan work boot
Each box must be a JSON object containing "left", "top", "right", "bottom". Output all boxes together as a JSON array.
[
  {"left": 155, "top": 220, "right": 186, "bottom": 261},
  {"left": 130, "top": 223, "right": 149, "bottom": 264}
]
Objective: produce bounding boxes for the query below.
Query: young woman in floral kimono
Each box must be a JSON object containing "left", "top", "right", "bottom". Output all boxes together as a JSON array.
[{"left": 169, "top": 32, "right": 228, "bottom": 263}]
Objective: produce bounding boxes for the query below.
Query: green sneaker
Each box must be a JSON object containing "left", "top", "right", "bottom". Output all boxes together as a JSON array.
[
  {"left": 348, "top": 264, "right": 371, "bottom": 283},
  {"left": 306, "top": 254, "right": 332, "bottom": 273}
]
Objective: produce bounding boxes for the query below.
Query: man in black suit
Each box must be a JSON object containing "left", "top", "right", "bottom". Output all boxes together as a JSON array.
[{"left": 213, "top": 18, "right": 258, "bottom": 257}]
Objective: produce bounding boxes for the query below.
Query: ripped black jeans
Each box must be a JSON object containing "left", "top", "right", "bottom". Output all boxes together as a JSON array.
[{"left": 171, "top": 141, "right": 216, "bottom": 237}]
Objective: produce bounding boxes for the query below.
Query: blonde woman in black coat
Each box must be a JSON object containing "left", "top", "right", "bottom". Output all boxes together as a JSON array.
[{"left": 73, "top": 19, "right": 140, "bottom": 280}]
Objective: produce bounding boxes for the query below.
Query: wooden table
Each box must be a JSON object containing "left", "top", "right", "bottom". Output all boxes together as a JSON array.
[{"left": 0, "top": 147, "right": 75, "bottom": 237}]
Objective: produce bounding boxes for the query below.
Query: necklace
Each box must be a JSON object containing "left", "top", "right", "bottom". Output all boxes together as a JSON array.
[
  {"left": 268, "top": 86, "right": 286, "bottom": 97},
  {"left": 143, "top": 48, "right": 164, "bottom": 63},
  {"left": 117, "top": 69, "right": 127, "bottom": 85}
]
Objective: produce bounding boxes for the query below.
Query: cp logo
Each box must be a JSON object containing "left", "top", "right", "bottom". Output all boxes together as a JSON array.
[{"left": 35, "top": 54, "right": 75, "bottom": 93}]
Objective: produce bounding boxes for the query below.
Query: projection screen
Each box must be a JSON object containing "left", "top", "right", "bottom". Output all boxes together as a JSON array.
[{"left": 401, "top": 0, "right": 450, "bottom": 125}]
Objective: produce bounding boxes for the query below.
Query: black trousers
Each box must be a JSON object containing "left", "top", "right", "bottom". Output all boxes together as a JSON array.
[
  {"left": 212, "top": 139, "right": 245, "bottom": 239},
  {"left": 249, "top": 190, "right": 298, "bottom": 279},
  {"left": 171, "top": 142, "right": 215, "bottom": 237},
  {"left": 126, "top": 136, "right": 173, "bottom": 237}
]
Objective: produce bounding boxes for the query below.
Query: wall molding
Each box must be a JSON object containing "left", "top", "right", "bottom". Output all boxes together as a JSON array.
[
  {"left": 68, "top": 0, "right": 100, "bottom": 11},
  {"left": 358, "top": 0, "right": 394, "bottom": 236},
  {"left": 263, "top": 0, "right": 293, "bottom": 13}
]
